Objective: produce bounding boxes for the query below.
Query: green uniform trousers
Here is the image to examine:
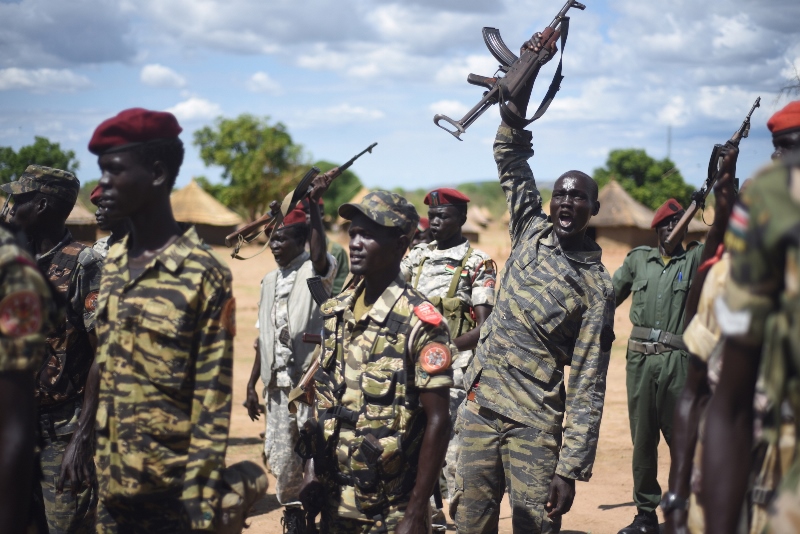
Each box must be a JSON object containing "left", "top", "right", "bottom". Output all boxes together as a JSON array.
[
  {"left": 32, "top": 401, "right": 96, "bottom": 534},
  {"left": 452, "top": 400, "right": 561, "bottom": 534},
  {"left": 626, "top": 349, "right": 688, "bottom": 512}
]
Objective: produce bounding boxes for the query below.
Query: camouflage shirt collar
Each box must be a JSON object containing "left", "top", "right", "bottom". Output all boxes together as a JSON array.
[
  {"left": 540, "top": 225, "right": 602, "bottom": 265},
  {"left": 425, "top": 239, "right": 471, "bottom": 261},
  {"left": 324, "top": 274, "right": 407, "bottom": 325},
  {"left": 108, "top": 225, "right": 202, "bottom": 274},
  {"left": 36, "top": 229, "right": 73, "bottom": 264}
]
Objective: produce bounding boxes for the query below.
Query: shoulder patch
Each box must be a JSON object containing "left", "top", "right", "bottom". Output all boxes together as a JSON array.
[
  {"left": 484, "top": 279, "right": 496, "bottom": 288},
  {"left": 84, "top": 290, "right": 99, "bottom": 312},
  {"left": 419, "top": 342, "right": 452, "bottom": 375},
  {"left": 482, "top": 259, "right": 497, "bottom": 275},
  {"left": 414, "top": 302, "right": 443, "bottom": 326},
  {"left": 627, "top": 246, "right": 652, "bottom": 256},
  {"left": 221, "top": 297, "right": 237, "bottom": 337},
  {"left": 0, "top": 290, "right": 42, "bottom": 337}
]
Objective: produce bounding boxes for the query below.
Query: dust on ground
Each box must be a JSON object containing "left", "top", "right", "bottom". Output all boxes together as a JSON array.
[{"left": 222, "top": 223, "right": 671, "bottom": 533}]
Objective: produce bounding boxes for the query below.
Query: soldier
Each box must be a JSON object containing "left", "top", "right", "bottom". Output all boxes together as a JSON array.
[
  {"left": 60, "top": 107, "right": 266, "bottom": 532},
  {"left": 453, "top": 36, "right": 616, "bottom": 534},
  {"left": 400, "top": 188, "right": 495, "bottom": 523},
  {"left": 0, "top": 220, "right": 56, "bottom": 534},
  {"left": 2, "top": 165, "right": 103, "bottom": 533},
  {"left": 410, "top": 217, "right": 431, "bottom": 249},
  {"left": 243, "top": 188, "right": 336, "bottom": 533},
  {"left": 89, "top": 185, "right": 129, "bottom": 259},
  {"left": 702, "top": 102, "right": 800, "bottom": 533},
  {"left": 298, "top": 191, "right": 454, "bottom": 534},
  {"left": 664, "top": 103, "right": 800, "bottom": 534},
  {"left": 299, "top": 197, "right": 350, "bottom": 295}
]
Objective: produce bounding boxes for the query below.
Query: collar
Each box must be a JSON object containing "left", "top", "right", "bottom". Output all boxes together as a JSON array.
[
  {"left": 107, "top": 226, "right": 202, "bottom": 275},
  {"left": 280, "top": 250, "right": 310, "bottom": 273},
  {"left": 36, "top": 229, "right": 73, "bottom": 264},
  {"left": 426, "top": 239, "right": 470, "bottom": 260},
  {"left": 323, "top": 274, "right": 407, "bottom": 325},
  {"left": 647, "top": 245, "right": 688, "bottom": 264},
  {"left": 540, "top": 226, "right": 602, "bottom": 265}
]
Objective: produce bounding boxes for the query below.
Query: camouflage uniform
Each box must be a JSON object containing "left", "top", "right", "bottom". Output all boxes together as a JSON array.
[
  {"left": 1, "top": 166, "right": 104, "bottom": 534},
  {"left": 613, "top": 238, "right": 704, "bottom": 513},
  {"left": 455, "top": 126, "right": 615, "bottom": 534},
  {"left": 93, "top": 227, "right": 265, "bottom": 532},
  {"left": 401, "top": 240, "right": 495, "bottom": 498},
  {"left": 92, "top": 234, "right": 124, "bottom": 260},
  {"left": 716, "top": 156, "right": 800, "bottom": 532}
]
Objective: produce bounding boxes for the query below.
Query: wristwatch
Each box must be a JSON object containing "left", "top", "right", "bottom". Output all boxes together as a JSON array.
[{"left": 660, "top": 492, "right": 689, "bottom": 514}]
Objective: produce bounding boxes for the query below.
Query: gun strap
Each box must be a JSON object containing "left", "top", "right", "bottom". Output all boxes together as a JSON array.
[
  {"left": 499, "top": 17, "right": 570, "bottom": 129},
  {"left": 446, "top": 246, "right": 472, "bottom": 299}
]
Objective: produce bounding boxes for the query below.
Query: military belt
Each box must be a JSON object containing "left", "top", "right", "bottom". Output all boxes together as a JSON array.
[
  {"left": 751, "top": 486, "right": 774, "bottom": 506},
  {"left": 629, "top": 326, "right": 687, "bottom": 352},
  {"left": 329, "top": 405, "right": 359, "bottom": 425}
]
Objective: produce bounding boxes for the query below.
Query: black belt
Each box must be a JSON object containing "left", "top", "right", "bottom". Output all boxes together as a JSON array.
[{"left": 630, "top": 326, "right": 687, "bottom": 352}]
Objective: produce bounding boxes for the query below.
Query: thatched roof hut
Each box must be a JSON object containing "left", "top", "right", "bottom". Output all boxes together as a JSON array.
[
  {"left": 66, "top": 200, "right": 97, "bottom": 243},
  {"left": 171, "top": 180, "right": 244, "bottom": 245}
]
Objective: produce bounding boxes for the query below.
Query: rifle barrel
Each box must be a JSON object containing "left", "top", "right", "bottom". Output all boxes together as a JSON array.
[{"left": 339, "top": 142, "right": 378, "bottom": 172}]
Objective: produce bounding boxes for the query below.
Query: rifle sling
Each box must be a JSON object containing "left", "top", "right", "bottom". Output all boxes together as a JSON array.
[
  {"left": 414, "top": 245, "right": 472, "bottom": 300},
  {"left": 499, "top": 17, "right": 570, "bottom": 129}
]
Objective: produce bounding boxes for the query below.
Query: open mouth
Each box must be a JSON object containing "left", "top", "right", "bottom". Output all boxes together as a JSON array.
[{"left": 557, "top": 213, "right": 573, "bottom": 229}]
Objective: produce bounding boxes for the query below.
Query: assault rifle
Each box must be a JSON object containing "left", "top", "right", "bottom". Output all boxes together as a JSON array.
[
  {"left": 664, "top": 97, "right": 761, "bottom": 249},
  {"left": 433, "top": 0, "right": 586, "bottom": 140},
  {"left": 224, "top": 142, "right": 377, "bottom": 258}
]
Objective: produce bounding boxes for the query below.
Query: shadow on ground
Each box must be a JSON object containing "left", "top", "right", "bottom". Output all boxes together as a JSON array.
[
  {"left": 228, "top": 436, "right": 263, "bottom": 446},
  {"left": 598, "top": 501, "right": 636, "bottom": 511},
  {"left": 248, "top": 494, "right": 283, "bottom": 517}
]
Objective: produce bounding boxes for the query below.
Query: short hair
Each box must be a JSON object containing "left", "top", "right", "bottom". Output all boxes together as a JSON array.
[
  {"left": 129, "top": 138, "right": 185, "bottom": 188},
  {"left": 557, "top": 170, "right": 598, "bottom": 203},
  {"left": 34, "top": 192, "right": 73, "bottom": 223}
]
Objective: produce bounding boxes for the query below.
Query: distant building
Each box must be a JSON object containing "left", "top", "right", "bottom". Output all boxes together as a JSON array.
[
  {"left": 67, "top": 200, "right": 98, "bottom": 243},
  {"left": 170, "top": 179, "right": 244, "bottom": 246}
]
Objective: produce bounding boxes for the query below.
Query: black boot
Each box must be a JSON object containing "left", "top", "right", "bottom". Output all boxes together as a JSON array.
[
  {"left": 617, "top": 510, "right": 659, "bottom": 534},
  {"left": 281, "top": 506, "right": 306, "bottom": 534}
]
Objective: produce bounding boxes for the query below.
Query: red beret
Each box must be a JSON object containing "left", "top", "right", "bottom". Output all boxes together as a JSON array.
[
  {"left": 282, "top": 207, "right": 308, "bottom": 227},
  {"left": 651, "top": 198, "right": 684, "bottom": 228},
  {"left": 89, "top": 108, "right": 182, "bottom": 155},
  {"left": 418, "top": 217, "right": 430, "bottom": 231},
  {"left": 424, "top": 188, "right": 470, "bottom": 206},
  {"left": 89, "top": 185, "right": 103, "bottom": 206},
  {"left": 767, "top": 101, "right": 800, "bottom": 135}
]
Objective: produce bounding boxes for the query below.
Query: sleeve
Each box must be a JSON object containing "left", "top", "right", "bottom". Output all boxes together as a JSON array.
[
  {"left": 74, "top": 251, "right": 103, "bottom": 333},
  {"left": 493, "top": 125, "right": 546, "bottom": 247},
  {"left": 400, "top": 246, "right": 421, "bottom": 284},
  {"left": 0, "top": 261, "right": 51, "bottom": 373},
  {"left": 330, "top": 243, "right": 350, "bottom": 295},
  {"left": 683, "top": 257, "right": 728, "bottom": 362},
  {"left": 410, "top": 318, "right": 455, "bottom": 391},
  {"left": 317, "top": 253, "right": 337, "bottom": 293},
  {"left": 612, "top": 255, "right": 635, "bottom": 307},
  {"left": 468, "top": 253, "right": 496, "bottom": 307},
  {"left": 181, "top": 272, "right": 235, "bottom": 530},
  {"left": 556, "top": 288, "right": 614, "bottom": 481}
]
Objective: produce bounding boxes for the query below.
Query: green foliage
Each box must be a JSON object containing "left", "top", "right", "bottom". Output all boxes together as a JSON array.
[
  {"left": 313, "top": 160, "right": 363, "bottom": 211},
  {"left": 0, "top": 137, "right": 79, "bottom": 185},
  {"left": 193, "top": 114, "right": 306, "bottom": 220},
  {"left": 593, "top": 149, "right": 693, "bottom": 210},
  {"left": 78, "top": 179, "right": 99, "bottom": 209}
]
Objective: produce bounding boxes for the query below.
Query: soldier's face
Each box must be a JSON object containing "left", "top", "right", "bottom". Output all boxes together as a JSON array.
[
  {"left": 656, "top": 213, "right": 685, "bottom": 252},
  {"left": 771, "top": 130, "right": 800, "bottom": 160},
  {"left": 8, "top": 192, "right": 41, "bottom": 232},
  {"left": 96, "top": 151, "right": 151, "bottom": 221},
  {"left": 269, "top": 226, "right": 305, "bottom": 267},
  {"left": 428, "top": 205, "right": 464, "bottom": 243},
  {"left": 348, "top": 214, "right": 405, "bottom": 276},
  {"left": 550, "top": 174, "right": 598, "bottom": 242}
]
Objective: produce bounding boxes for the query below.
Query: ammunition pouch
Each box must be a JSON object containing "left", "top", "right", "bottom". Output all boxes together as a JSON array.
[{"left": 428, "top": 296, "right": 475, "bottom": 340}]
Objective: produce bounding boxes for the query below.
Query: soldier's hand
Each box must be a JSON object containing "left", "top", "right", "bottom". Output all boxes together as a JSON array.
[
  {"left": 664, "top": 508, "right": 690, "bottom": 534},
  {"left": 243, "top": 386, "right": 264, "bottom": 421},
  {"left": 545, "top": 474, "right": 575, "bottom": 518},
  {"left": 57, "top": 432, "right": 93, "bottom": 495},
  {"left": 309, "top": 171, "right": 336, "bottom": 202},
  {"left": 521, "top": 32, "right": 559, "bottom": 60},
  {"left": 713, "top": 147, "right": 739, "bottom": 215}
]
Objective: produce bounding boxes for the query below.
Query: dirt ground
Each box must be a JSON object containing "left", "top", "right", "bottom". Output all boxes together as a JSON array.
[{"left": 221, "top": 223, "right": 671, "bottom": 533}]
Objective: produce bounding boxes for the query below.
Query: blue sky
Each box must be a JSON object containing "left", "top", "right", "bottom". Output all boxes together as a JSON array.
[{"left": 1, "top": 0, "right": 799, "bottom": 193}]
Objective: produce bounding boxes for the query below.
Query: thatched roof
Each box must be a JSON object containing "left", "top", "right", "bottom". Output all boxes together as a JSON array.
[
  {"left": 468, "top": 206, "right": 490, "bottom": 228},
  {"left": 170, "top": 180, "right": 243, "bottom": 227},
  {"left": 67, "top": 200, "right": 96, "bottom": 226},
  {"left": 590, "top": 180, "right": 706, "bottom": 232}
]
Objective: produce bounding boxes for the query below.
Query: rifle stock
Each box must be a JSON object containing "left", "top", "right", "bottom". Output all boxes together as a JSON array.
[{"left": 664, "top": 200, "right": 700, "bottom": 249}]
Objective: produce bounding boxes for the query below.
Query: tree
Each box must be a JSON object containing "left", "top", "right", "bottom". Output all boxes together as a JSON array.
[
  {"left": 193, "top": 115, "right": 306, "bottom": 220},
  {"left": 593, "top": 149, "right": 693, "bottom": 210},
  {"left": 0, "top": 136, "right": 80, "bottom": 185},
  {"left": 313, "top": 160, "right": 363, "bottom": 211}
]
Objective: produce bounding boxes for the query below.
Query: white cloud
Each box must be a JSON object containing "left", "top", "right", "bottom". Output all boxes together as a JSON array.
[
  {"left": 429, "top": 100, "right": 468, "bottom": 118},
  {"left": 295, "top": 104, "right": 384, "bottom": 127},
  {"left": 0, "top": 68, "right": 91, "bottom": 93},
  {"left": 246, "top": 72, "right": 280, "bottom": 94},
  {"left": 140, "top": 64, "right": 186, "bottom": 88},
  {"left": 166, "top": 97, "right": 221, "bottom": 121}
]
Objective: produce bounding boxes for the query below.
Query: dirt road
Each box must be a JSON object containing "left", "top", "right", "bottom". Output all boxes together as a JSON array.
[{"left": 222, "top": 226, "right": 671, "bottom": 533}]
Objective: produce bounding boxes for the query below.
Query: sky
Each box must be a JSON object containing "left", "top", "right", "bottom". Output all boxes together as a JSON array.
[{"left": 1, "top": 0, "right": 799, "bottom": 193}]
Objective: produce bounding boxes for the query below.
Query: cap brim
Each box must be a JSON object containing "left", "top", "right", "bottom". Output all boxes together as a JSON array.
[
  {"left": 0, "top": 182, "right": 24, "bottom": 195},
  {"left": 338, "top": 202, "right": 368, "bottom": 222}
]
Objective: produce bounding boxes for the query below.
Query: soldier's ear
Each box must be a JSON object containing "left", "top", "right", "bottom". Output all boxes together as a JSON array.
[{"left": 591, "top": 200, "right": 600, "bottom": 217}]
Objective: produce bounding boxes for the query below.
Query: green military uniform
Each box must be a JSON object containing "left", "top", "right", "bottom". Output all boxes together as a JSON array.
[
  {"left": 93, "top": 227, "right": 265, "bottom": 532},
  {"left": 613, "top": 240, "right": 704, "bottom": 512},
  {"left": 718, "top": 156, "right": 800, "bottom": 531},
  {"left": 328, "top": 238, "right": 349, "bottom": 296},
  {"left": 2, "top": 165, "right": 104, "bottom": 534},
  {"left": 454, "top": 126, "right": 616, "bottom": 533}
]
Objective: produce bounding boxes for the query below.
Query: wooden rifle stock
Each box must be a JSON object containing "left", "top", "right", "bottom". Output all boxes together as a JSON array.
[
  {"left": 663, "top": 200, "right": 700, "bottom": 250},
  {"left": 224, "top": 209, "right": 278, "bottom": 247}
]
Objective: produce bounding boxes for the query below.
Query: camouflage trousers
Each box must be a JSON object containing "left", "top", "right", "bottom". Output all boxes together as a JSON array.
[
  {"left": 320, "top": 486, "right": 431, "bottom": 534},
  {"left": 32, "top": 401, "right": 96, "bottom": 534},
  {"left": 96, "top": 460, "right": 267, "bottom": 533},
  {"left": 264, "top": 385, "right": 310, "bottom": 505},
  {"left": 451, "top": 399, "right": 562, "bottom": 534},
  {"left": 442, "top": 387, "right": 465, "bottom": 500}
]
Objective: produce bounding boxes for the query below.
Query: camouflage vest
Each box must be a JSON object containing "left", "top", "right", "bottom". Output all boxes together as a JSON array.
[
  {"left": 313, "top": 290, "right": 428, "bottom": 515},
  {"left": 413, "top": 245, "right": 476, "bottom": 338},
  {"left": 37, "top": 241, "right": 94, "bottom": 407}
]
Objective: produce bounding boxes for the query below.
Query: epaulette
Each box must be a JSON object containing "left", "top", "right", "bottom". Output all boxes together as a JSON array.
[
  {"left": 626, "top": 245, "right": 652, "bottom": 256},
  {"left": 686, "top": 240, "right": 702, "bottom": 250},
  {"left": 320, "top": 288, "right": 354, "bottom": 317}
]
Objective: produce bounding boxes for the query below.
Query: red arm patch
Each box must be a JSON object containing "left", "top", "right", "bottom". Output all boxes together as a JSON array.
[
  {"left": 414, "top": 302, "right": 442, "bottom": 326},
  {"left": 0, "top": 290, "right": 42, "bottom": 337},
  {"left": 419, "top": 342, "right": 452, "bottom": 375}
]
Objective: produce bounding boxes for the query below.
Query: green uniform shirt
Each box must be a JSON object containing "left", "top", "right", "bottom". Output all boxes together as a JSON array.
[
  {"left": 94, "top": 227, "right": 235, "bottom": 531},
  {"left": 613, "top": 242, "right": 704, "bottom": 339},
  {"left": 327, "top": 238, "right": 349, "bottom": 296},
  {"left": 464, "top": 125, "right": 616, "bottom": 482}
]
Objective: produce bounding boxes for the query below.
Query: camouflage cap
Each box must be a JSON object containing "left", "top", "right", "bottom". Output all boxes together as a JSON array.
[
  {"left": 0, "top": 165, "right": 79, "bottom": 205},
  {"left": 339, "top": 190, "right": 419, "bottom": 238}
]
